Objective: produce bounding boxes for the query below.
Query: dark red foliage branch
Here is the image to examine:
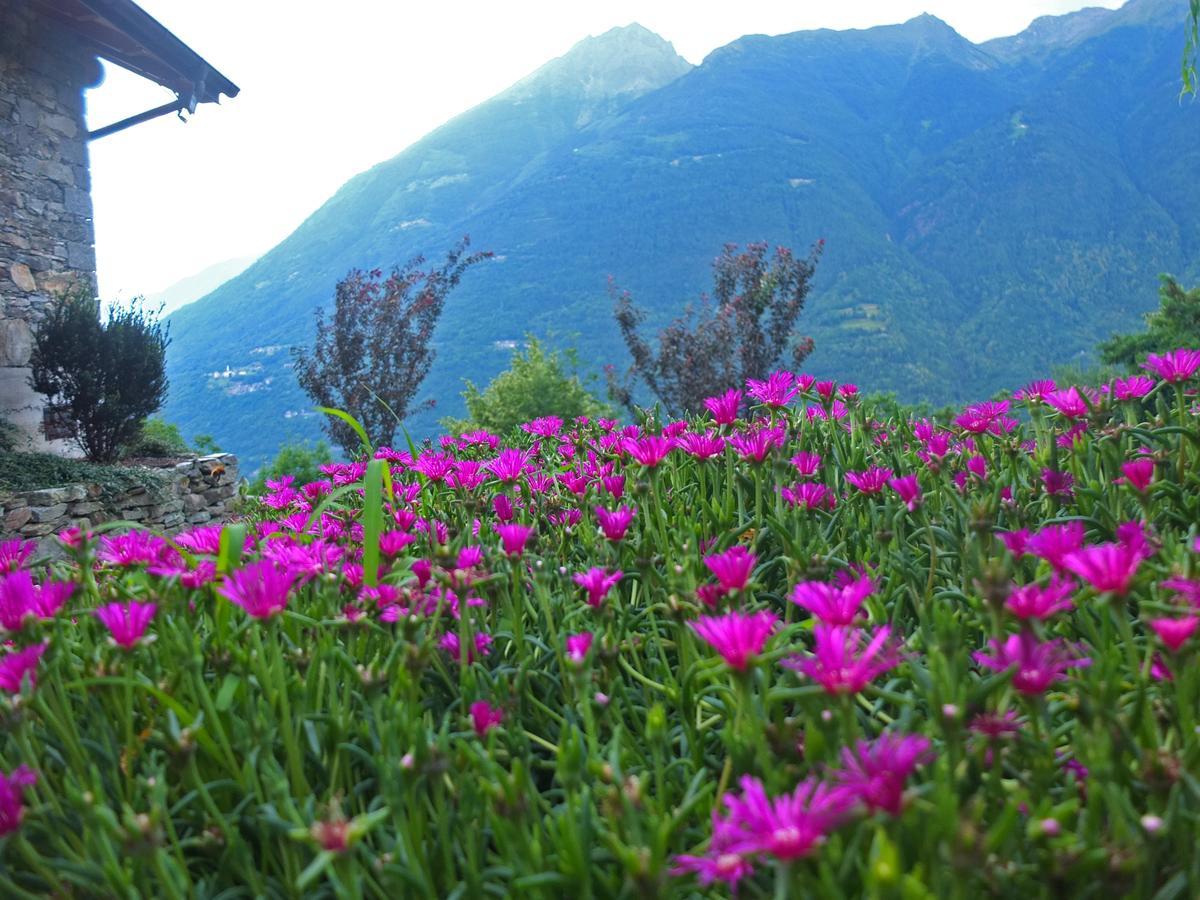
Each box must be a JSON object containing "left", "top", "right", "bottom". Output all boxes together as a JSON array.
[
  {"left": 292, "top": 236, "right": 492, "bottom": 456},
  {"left": 606, "top": 240, "right": 823, "bottom": 417}
]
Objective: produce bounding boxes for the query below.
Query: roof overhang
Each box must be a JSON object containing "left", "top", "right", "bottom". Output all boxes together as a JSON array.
[{"left": 35, "top": 0, "right": 239, "bottom": 139}]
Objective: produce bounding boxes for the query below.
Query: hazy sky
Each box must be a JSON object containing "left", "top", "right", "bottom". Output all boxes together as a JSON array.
[{"left": 85, "top": 0, "right": 1126, "bottom": 300}]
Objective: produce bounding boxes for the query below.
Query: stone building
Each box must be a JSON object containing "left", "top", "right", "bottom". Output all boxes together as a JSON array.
[{"left": 0, "top": 0, "right": 237, "bottom": 451}]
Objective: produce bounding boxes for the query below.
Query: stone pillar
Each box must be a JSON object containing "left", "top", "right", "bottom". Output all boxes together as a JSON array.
[{"left": 0, "top": 4, "right": 102, "bottom": 453}]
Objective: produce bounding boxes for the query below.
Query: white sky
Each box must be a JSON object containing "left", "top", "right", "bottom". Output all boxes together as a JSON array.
[{"left": 85, "top": 0, "right": 1126, "bottom": 300}]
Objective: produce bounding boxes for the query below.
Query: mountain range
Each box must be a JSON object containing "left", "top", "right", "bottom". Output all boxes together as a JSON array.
[{"left": 162, "top": 0, "right": 1199, "bottom": 470}]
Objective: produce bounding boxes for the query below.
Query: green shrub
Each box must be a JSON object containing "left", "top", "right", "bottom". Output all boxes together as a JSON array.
[
  {"left": 442, "top": 336, "right": 610, "bottom": 436},
  {"left": 121, "top": 417, "right": 191, "bottom": 458},
  {"left": 249, "top": 439, "right": 333, "bottom": 494}
]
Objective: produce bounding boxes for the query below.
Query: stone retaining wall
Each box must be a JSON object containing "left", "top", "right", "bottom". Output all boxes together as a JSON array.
[{"left": 0, "top": 453, "right": 239, "bottom": 547}]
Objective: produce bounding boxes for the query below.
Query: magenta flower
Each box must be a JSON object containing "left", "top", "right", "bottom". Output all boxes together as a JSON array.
[
  {"left": 1109, "top": 375, "right": 1155, "bottom": 401},
  {"left": 0, "top": 540, "right": 35, "bottom": 573},
  {"left": 0, "top": 765, "right": 37, "bottom": 836},
  {"left": 679, "top": 431, "right": 727, "bottom": 460},
  {"left": 790, "top": 573, "right": 873, "bottom": 625},
  {"left": 781, "top": 482, "right": 837, "bottom": 511},
  {"left": 1062, "top": 542, "right": 1144, "bottom": 595},
  {"left": 217, "top": 561, "right": 297, "bottom": 619},
  {"left": 1044, "top": 387, "right": 1091, "bottom": 420},
  {"left": 440, "top": 631, "right": 493, "bottom": 664},
  {"left": 729, "top": 425, "right": 786, "bottom": 463},
  {"left": 622, "top": 435, "right": 675, "bottom": 468},
  {"left": 173, "top": 525, "right": 226, "bottom": 555},
  {"left": 1014, "top": 380, "right": 1056, "bottom": 403},
  {"left": 1148, "top": 616, "right": 1199, "bottom": 652},
  {"left": 746, "top": 370, "right": 800, "bottom": 407},
  {"left": 521, "top": 415, "right": 563, "bottom": 437},
  {"left": 572, "top": 567, "right": 622, "bottom": 607},
  {"left": 790, "top": 451, "right": 822, "bottom": 477},
  {"left": 97, "top": 531, "right": 169, "bottom": 567},
  {"left": 1026, "top": 521, "right": 1086, "bottom": 570},
  {"left": 412, "top": 451, "right": 456, "bottom": 482},
  {"left": 671, "top": 811, "right": 755, "bottom": 889},
  {"left": 1041, "top": 468, "right": 1075, "bottom": 498},
  {"left": 703, "top": 546, "right": 757, "bottom": 594},
  {"left": 832, "top": 734, "right": 933, "bottom": 816},
  {"left": 703, "top": 389, "right": 743, "bottom": 425},
  {"left": 690, "top": 611, "right": 778, "bottom": 670},
  {"left": 1005, "top": 576, "right": 1076, "bottom": 620},
  {"left": 954, "top": 401, "right": 1009, "bottom": 434},
  {"left": 565, "top": 632, "right": 594, "bottom": 665},
  {"left": 845, "top": 467, "right": 894, "bottom": 495},
  {"left": 999, "top": 529, "right": 1031, "bottom": 557},
  {"left": 94, "top": 601, "right": 157, "bottom": 649},
  {"left": 1162, "top": 576, "right": 1200, "bottom": 606},
  {"left": 378, "top": 531, "right": 418, "bottom": 557},
  {"left": 594, "top": 505, "right": 636, "bottom": 541},
  {"left": 0, "top": 570, "right": 72, "bottom": 631},
  {"left": 974, "top": 632, "right": 1090, "bottom": 694},
  {"left": 495, "top": 523, "right": 534, "bottom": 557},
  {"left": 785, "top": 624, "right": 901, "bottom": 694},
  {"left": 485, "top": 448, "right": 534, "bottom": 483},
  {"left": 0, "top": 643, "right": 47, "bottom": 693},
  {"left": 888, "top": 474, "right": 923, "bottom": 511},
  {"left": 469, "top": 700, "right": 504, "bottom": 737},
  {"left": 1142, "top": 348, "right": 1200, "bottom": 383},
  {"left": 1116, "top": 459, "right": 1155, "bottom": 492},
  {"left": 716, "top": 775, "right": 855, "bottom": 861}
]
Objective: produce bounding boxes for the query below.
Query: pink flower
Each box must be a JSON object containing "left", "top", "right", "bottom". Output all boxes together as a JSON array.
[
  {"left": 1041, "top": 469, "right": 1075, "bottom": 498},
  {"left": 974, "top": 632, "right": 1090, "bottom": 695},
  {"left": 703, "top": 546, "right": 757, "bottom": 593},
  {"left": 671, "top": 811, "right": 755, "bottom": 889},
  {"left": 784, "top": 625, "right": 901, "bottom": 694},
  {"left": 690, "top": 611, "right": 778, "bottom": 670},
  {"left": 521, "top": 416, "right": 563, "bottom": 438},
  {"left": 1026, "top": 521, "right": 1086, "bottom": 570},
  {"left": 441, "top": 631, "right": 493, "bottom": 664},
  {"left": 1148, "top": 616, "right": 1199, "bottom": 652},
  {"left": 469, "top": 700, "right": 504, "bottom": 737},
  {"left": 594, "top": 505, "right": 636, "bottom": 541},
  {"left": 1116, "top": 459, "right": 1155, "bottom": 492},
  {"left": 832, "top": 734, "right": 933, "bottom": 816},
  {"left": 565, "top": 632, "right": 594, "bottom": 665},
  {"left": 746, "top": 371, "right": 800, "bottom": 407},
  {"left": 412, "top": 451, "right": 456, "bottom": 482},
  {"left": 495, "top": 523, "right": 534, "bottom": 557},
  {"left": 845, "top": 467, "right": 894, "bottom": 495},
  {"left": 0, "top": 570, "right": 72, "bottom": 631},
  {"left": 999, "top": 529, "right": 1031, "bottom": 557},
  {"left": 703, "top": 389, "right": 742, "bottom": 425},
  {"left": 715, "top": 775, "right": 854, "bottom": 861},
  {"left": 0, "top": 643, "right": 47, "bottom": 693},
  {"left": 95, "top": 601, "right": 157, "bottom": 649},
  {"left": 781, "top": 482, "right": 837, "bottom": 511},
  {"left": 0, "top": 765, "right": 37, "bottom": 836},
  {"left": 1015, "top": 380, "right": 1056, "bottom": 403},
  {"left": 1005, "top": 576, "right": 1076, "bottom": 620},
  {"left": 1109, "top": 375, "right": 1154, "bottom": 401},
  {"left": 622, "top": 435, "right": 675, "bottom": 468},
  {"left": 1062, "top": 542, "right": 1144, "bottom": 595},
  {"left": 485, "top": 448, "right": 534, "bottom": 484},
  {"left": 954, "top": 401, "right": 1009, "bottom": 434},
  {"left": 1044, "top": 387, "right": 1090, "bottom": 420},
  {"left": 679, "top": 431, "right": 727, "bottom": 460},
  {"left": 217, "top": 561, "right": 297, "bottom": 619},
  {"left": 379, "top": 531, "right": 417, "bottom": 557},
  {"left": 790, "top": 573, "right": 873, "bottom": 625},
  {"left": 888, "top": 474, "right": 923, "bottom": 511},
  {"left": 97, "top": 531, "right": 170, "bottom": 567},
  {"left": 571, "top": 566, "right": 624, "bottom": 609},
  {"left": 789, "top": 451, "right": 822, "bottom": 477},
  {"left": 729, "top": 425, "right": 786, "bottom": 462},
  {"left": 173, "top": 526, "right": 226, "bottom": 555},
  {"left": 0, "top": 541, "right": 35, "bottom": 573},
  {"left": 1142, "top": 348, "right": 1200, "bottom": 383},
  {"left": 1162, "top": 577, "right": 1200, "bottom": 606}
]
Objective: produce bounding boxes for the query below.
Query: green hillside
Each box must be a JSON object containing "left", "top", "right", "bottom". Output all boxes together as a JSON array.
[{"left": 163, "top": 0, "right": 1199, "bottom": 470}]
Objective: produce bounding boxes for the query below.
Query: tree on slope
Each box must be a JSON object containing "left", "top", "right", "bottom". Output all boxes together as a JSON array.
[
  {"left": 1099, "top": 275, "right": 1200, "bottom": 370},
  {"left": 292, "top": 237, "right": 491, "bottom": 456},
  {"left": 606, "top": 240, "right": 822, "bottom": 417}
]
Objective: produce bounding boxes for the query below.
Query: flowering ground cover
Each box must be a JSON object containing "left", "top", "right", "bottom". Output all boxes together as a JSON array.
[{"left": 1, "top": 350, "right": 1200, "bottom": 897}]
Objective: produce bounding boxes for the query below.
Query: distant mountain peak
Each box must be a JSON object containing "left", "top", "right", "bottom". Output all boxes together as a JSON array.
[{"left": 506, "top": 23, "right": 692, "bottom": 103}]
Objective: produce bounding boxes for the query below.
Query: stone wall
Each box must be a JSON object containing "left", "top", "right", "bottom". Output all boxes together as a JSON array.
[
  {"left": 0, "top": 4, "right": 101, "bottom": 452},
  {"left": 0, "top": 454, "right": 240, "bottom": 549}
]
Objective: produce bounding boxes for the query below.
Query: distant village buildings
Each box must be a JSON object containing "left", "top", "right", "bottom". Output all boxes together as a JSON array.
[{"left": 0, "top": 0, "right": 236, "bottom": 452}]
